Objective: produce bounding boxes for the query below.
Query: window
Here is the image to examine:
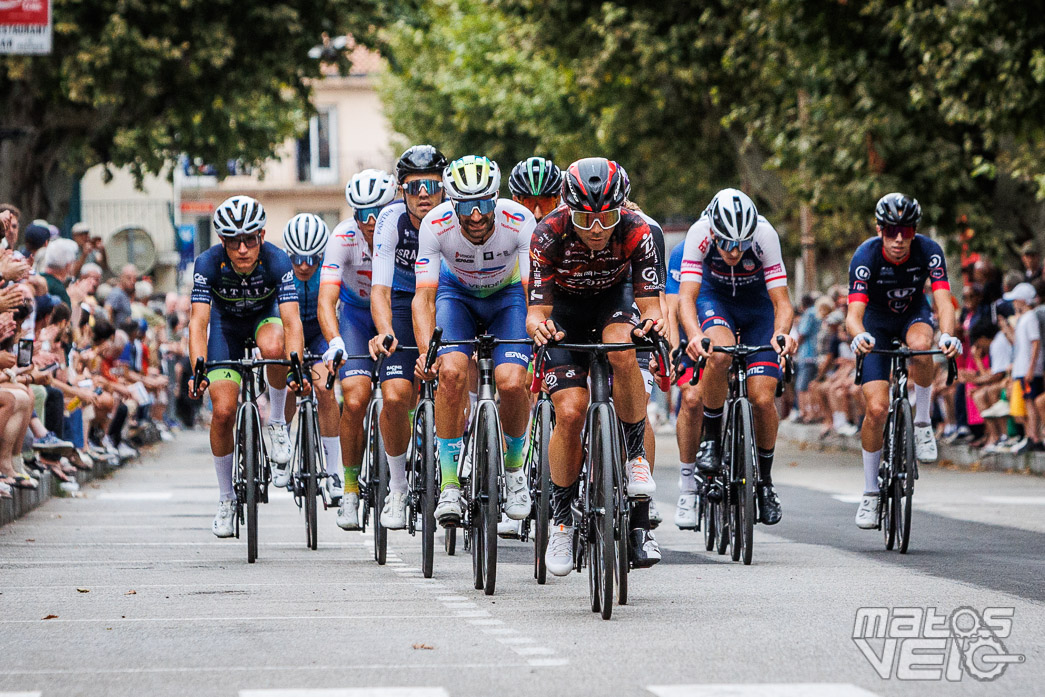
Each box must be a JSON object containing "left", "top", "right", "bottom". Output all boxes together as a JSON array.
[{"left": 296, "top": 106, "right": 338, "bottom": 184}]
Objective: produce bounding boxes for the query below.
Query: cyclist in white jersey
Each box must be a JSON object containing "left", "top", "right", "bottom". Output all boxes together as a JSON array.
[{"left": 412, "top": 155, "right": 535, "bottom": 526}]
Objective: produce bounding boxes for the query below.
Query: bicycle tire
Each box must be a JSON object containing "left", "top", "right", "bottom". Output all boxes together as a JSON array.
[
  {"left": 733, "top": 401, "right": 756, "bottom": 565},
  {"left": 881, "top": 408, "right": 896, "bottom": 551},
  {"left": 478, "top": 404, "right": 501, "bottom": 595},
  {"left": 469, "top": 423, "right": 484, "bottom": 590},
  {"left": 896, "top": 399, "right": 915, "bottom": 553},
  {"left": 701, "top": 493, "right": 716, "bottom": 551},
  {"left": 243, "top": 408, "right": 260, "bottom": 564},
  {"left": 445, "top": 527, "right": 457, "bottom": 555},
  {"left": 302, "top": 405, "right": 319, "bottom": 551},
  {"left": 587, "top": 405, "right": 615, "bottom": 619},
  {"left": 418, "top": 401, "right": 437, "bottom": 578},
  {"left": 532, "top": 400, "right": 552, "bottom": 585},
  {"left": 612, "top": 422, "right": 628, "bottom": 608},
  {"left": 370, "top": 400, "right": 388, "bottom": 565},
  {"left": 715, "top": 493, "right": 729, "bottom": 555}
]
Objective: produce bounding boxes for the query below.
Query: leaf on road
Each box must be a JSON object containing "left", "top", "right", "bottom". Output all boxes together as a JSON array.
[
  {"left": 412, "top": 643, "right": 434, "bottom": 650},
  {"left": 42, "top": 614, "right": 58, "bottom": 620},
  {"left": 125, "top": 590, "right": 136, "bottom": 595},
  {"left": 76, "top": 588, "right": 90, "bottom": 593},
  {"left": 25, "top": 538, "right": 34, "bottom": 542}
]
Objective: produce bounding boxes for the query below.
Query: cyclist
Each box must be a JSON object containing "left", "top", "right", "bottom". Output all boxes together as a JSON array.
[
  {"left": 187, "top": 195, "right": 305, "bottom": 538},
  {"left": 679, "top": 188, "right": 796, "bottom": 527},
  {"left": 508, "top": 157, "right": 562, "bottom": 222},
  {"left": 319, "top": 169, "right": 399, "bottom": 530},
  {"left": 846, "top": 193, "right": 960, "bottom": 529},
  {"left": 273, "top": 213, "right": 343, "bottom": 506},
  {"left": 370, "top": 145, "right": 448, "bottom": 529},
  {"left": 528, "top": 157, "right": 665, "bottom": 574},
  {"left": 413, "top": 155, "right": 535, "bottom": 527}
]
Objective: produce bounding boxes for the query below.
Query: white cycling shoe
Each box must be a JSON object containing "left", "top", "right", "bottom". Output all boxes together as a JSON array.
[
  {"left": 497, "top": 513, "right": 523, "bottom": 539},
  {"left": 337, "top": 492, "right": 360, "bottom": 531},
  {"left": 855, "top": 494, "right": 880, "bottom": 529},
  {"left": 325, "top": 473, "right": 344, "bottom": 504},
  {"left": 914, "top": 425, "right": 938, "bottom": 463},
  {"left": 435, "top": 486, "right": 463, "bottom": 526},
  {"left": 674, "top": 493, "right": 698, "bottom": 529},
  {"left": 267, "top": 423, "right": 292, "bottom": 466},
  {"left": 627, "top": 456, "right": 656, "bottom": 497},
  {"left": 504, "top": 469, "right": 531, "bottom": 520},
  {"left": 381, "top": 491, "right": 408, "bottom": 530},
  {"left": 545, "top": 524, "right": 574, "bottom": 577},
  {"left": 212, "top": 500, "right": 235, "bottom": 538}
]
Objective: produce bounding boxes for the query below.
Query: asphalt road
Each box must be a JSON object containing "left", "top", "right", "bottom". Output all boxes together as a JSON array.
[{"left": 0, "top": 429, "right": 1042, "bottom": 697}]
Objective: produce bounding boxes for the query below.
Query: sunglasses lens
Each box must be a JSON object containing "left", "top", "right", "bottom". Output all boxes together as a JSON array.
[
  {"left": 224, "top": 235, "right": 259, "bottom": 249},
  {"left": 354, "top": 206, "right": 381, "bottom": 224},
  {"left": 291, "top": 254, "right": 318, "bottom": 266},
  {"left": 570, "top": 208, "right": 620, "bottom": 230},
  {"left": 454, "top": 198, "right": 497, "bottom": 217},
  {"left": 405, "top": 180, "right": 442, "bottom": 196}
]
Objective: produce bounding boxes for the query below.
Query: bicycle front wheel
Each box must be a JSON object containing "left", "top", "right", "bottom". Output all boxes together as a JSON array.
[
  {"left": 881, "top": 409, "right": 897, "bottom": 550},
  {"left": 586, "top": 405, "right": 615, "bottom": 620},
  {"left": 369, "top": 401, "right": 388, "bottom": 565},
  {"left": 532, "top": 400, "right": 552, "bottom": 585},
  {"left": 242, "top": 408, "right": 260, "bottom": 564},
  {"left": 732, "top": 400, "right": 756, "bottom": 565},
  {"left": 417, "top": 400, "right": 437, "bottom": 578},
  {"left": 471, "top": 404, "right": 500, "bottom": 595},
  {"left": 301, "top": 405, "right": 319, "bottom": 551},
  {"left": 895, "top": 398, "right": 915, "bottom": 553}
]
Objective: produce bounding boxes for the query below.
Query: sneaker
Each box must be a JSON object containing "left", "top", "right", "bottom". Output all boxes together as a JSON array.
[
  {"left": 629, "top": 528, "right": 662, "bottom": 568},
  {"left": 695, "top": 440, "right": 721, "bottom": 475},
  {"left": 757, "top": 482, "right": 782, "bottom": 525},
  {"left": 435, "top": 486, "right": 463, "bottom": 526},
  {"left": 497, "top": 513, "right": 523, "bottom": 539},
  {"left": 503, "top": 469, "right": 531, "bottom": 520},
  {"left": 545, "top": 524, "right": 574, "bottom": 576},
  {"left": 325, "top": 473, "right": 344, "bottom": 504},
  {"left": 855, "top": 494, "right": 879, "bottom": 529},
  {"left": 159, "top": 429, "right": 175, "bottom": 442},
  {"left": 627, "top": 456, "right": 656, "bottom": 497},
  {"left": 381, "top": 491, "right": 408, "bottom": 530},
  {"left": 836, "top": 422, "right": 859, "bottom": 437},
  {"left": 337, "top": 492, "right": 360, "bottom": 530},
  {"left": 1009, "top": 437, "right": 1030, "bottom": 455},
  {"left": 914, "top": 424, "right": 938, "bottom": 463},
  {"left": 272, "top": 462, "right": 291, "bottom": 488},
  {"left": 648, "top": 499, "right": 662, "bottom": 529},
  {"left": 979, "top": 399, "right": 1010, "bottom": 419},
  {"left": 32, "top": 432, "right": 74, "bottom": 452},
  {"left": 117, "top": 442, "right": 138, "bottom": 461},
  {"left": 674, "top": 493, "right": 698, "bottom": 529},
  {"left": 267, "top": 423, "right": 291, "bottom": 465},
  {"left": 101, "top": 435, "right": 120, "bottom": 457},
  {"left": 212, "top": 500, "right": 235, "bottom": 538}
]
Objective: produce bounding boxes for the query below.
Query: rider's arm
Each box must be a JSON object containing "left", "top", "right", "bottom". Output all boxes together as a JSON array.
[
  {"left": 412, "top": 218, "right": 442, "bottom": 353},
  {"left": 188, "top": 302, "right": 210, "bottom": 366},
  {"left": 932, "top": 288, "right": 957, "bottom": 337},
  {"left": 370, "top": 208, "right": 397, "bottom": 339},
  {"left": 768, "top": 285, "right": 795, "bottom": 351},
  {"left": 845, "top": 300, "right": 868, "bottom": 341},
  {"left": 317, "top": 234, "right": 344, "bottom": 343},
  {"left": 665, "top": 294, "right": 680, "bottom": 349},
  {"left": 279, "top": 301, "right": 305, "bottom": 360},
  {"left": 317, "top": 284, "right": 340, "bottom": 343}
]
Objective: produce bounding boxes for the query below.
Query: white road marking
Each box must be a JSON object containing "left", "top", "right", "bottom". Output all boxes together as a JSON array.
[
  {"left": 0, "top": 614, "right": 453, "bottom": 625},
  {"left": 466, "top": 618, "right": 502, "bottom": 626},
  {"left": 831, "top": 495, "right": 863, "bottom": 504},
  {"left": 495, "top": 636, "right": 535, "bottom": 645},
  {"left": 479, "top": 627, "right": 515, "bottom": 635},
  {"left": 647, "top": 684, "right": 880, "bottom": 697},
  {"left": 453, "top": 610, "right": 490, "bottom": 618},
  {"left": 240, "top": 689, "right": 449, "bottom": 697},
  {"left": 982, "top": 495, "right": 1045, "bottom": 505},
  {"left": 527, "top": 658, "right": 569, "bottom": 667},
  {"left": 440, "top": 602, "right": 477, "bottom": 609},
  {"left": 0, "top": 664, "right": 526, "bottom": 677},
  {"left": 96, "top": 492, "right": 174, "bottom": 501},
  {"left": 511, "top": 646, "right": 555, "bottom": 656},
  {"left": 0, "top": 692, "right": 42, "bottom": 697}
]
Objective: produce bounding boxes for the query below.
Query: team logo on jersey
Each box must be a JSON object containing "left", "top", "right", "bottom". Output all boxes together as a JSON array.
[
  {"left": 698, "top": 236, "right": 711, "bottom": 254},
  {"left": 888, "top": 287, "right": 915, "bottom": 299},
  {"left": 281, "top": 271, "right": 293, "bottom": 284},
  {"left": 853, "top": 281, "right": 868, "bottom": 292},
  {"left": 670, "top": 269, "right": 681, "bottom": 283},
  {"left": 484, "top": 251, "right": 494, "bottom": 261},
  {"left": 501, "top": 210, "right": 526, "bottom": 226},
  {"left": 930, "top": 254, "right": 942, "bottom": 268},
  {"left": 545, "top": 374, "right": 558, "bottom": 388},
  {"left": 433, "top": 211, "right": 454, "bottom": 227},
  {"left": 194, "top": 273, "right": 207, "bottom": 285},
  {"left": 743, "top": 259, "right": 756, "bottom": 271},
  {"left": 416, "top": 258, "right": 430, "bottom": 267},
  {"left": 855, "top": 265, "right": 871, "bottom": 280}
]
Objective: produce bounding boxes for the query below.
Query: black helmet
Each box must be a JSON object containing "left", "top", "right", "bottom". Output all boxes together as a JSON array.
[
  {"left": 562, "top": 157, "right": 626, "bottom": 212},
  {"left": 508, "top": 157, "right": 562, "bottom": 197},
  {"left": 875, "top": 193, "right": 921, "bottom": 227},
  {"left": 395, "top": 144, "right": 448, "bottom": 182}
]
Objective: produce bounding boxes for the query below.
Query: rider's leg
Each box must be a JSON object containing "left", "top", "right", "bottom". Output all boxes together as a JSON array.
[
  {"left": 548, "top": 386, "right": 588, "bottom": 525},
  {"left": 749, "top": 374, "right": 780, "bottom": 482},
  {"left": 208, "top": 378, "right": 240, "bottom": 501},
  {"left": 698, "top": 324, "right": 737, "bottom": 444},
  {"left": 493, "top": 363, "right": 529, "bottom": 468},
  {"left": 311, "top": 362, "right": 342, "bottom": 476},
  {"left": 860, "top": 381, "right": 891, "bottom": 494},
  {"left": 677, "top": 381, "right": 703, "bottom": 492},
  {"left": 256, "top": 320, "right": 289, "bottom": 426},
  {"left": 906, "top": 322, "right": 935, "bottom": 424},
  {"left": 604, "top": 321, "right": 648, "bottom": 459},
  {"left": 339, "top": 375, "right": 372, "bottom": 493},
  {"left": 379, "top": 378, "right": 414, "bottom": 495},
  {"left": 434, "top": 351, "right": 470, "bottom": 490}
]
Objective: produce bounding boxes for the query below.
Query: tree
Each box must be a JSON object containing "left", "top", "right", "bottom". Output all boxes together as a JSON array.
[{"left": 0, "top": 0, "right": 385, "bottom": 224}]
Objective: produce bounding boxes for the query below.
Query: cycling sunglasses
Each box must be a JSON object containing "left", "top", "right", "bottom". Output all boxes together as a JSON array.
[
  {"left": 520, "top": 195, "right": 559, "bottom": 212},
  {"left": 714, "top": 235, "right": 753, "bottom": 253},
  {"left": 880, "top": 224, "right": 917, "bottom": 240},
  {"left": 353, "top": 206, "right": 383, "bottom": 224},
  {"left": 291, "top": 253, "right": 321, "bottom": 266},
  {"left": 402, "top": 179, "right": 443, "bottom": 196},
  {"left": 454, "top": 197, "right": 497, "bottom": 218},
  {"left": 222, "top": 233, "right": 261, "bottom": 250},
  {"left": 570, "top": 208, "right": 621, "bottom": 231}
]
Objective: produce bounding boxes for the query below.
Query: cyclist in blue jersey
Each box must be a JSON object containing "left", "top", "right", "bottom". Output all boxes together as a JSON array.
[
  {"left": 318, "top": 169, "right": 398, "bottom": 530},
  {"left": 412, "top": 155, "right": 535, "bottom": 527},
  {"left": 680, "top": 188, "right": 796, "bottom": 526},
  {"left": 273, "top": 213, "right": 344, "bottom": 505},
  {"left": 508, "top": 157, "right": 562, "bottom": 222},
  {"left": 846, "top": 193, "right": 960, "bottom": 529},
  {"left": 187, "top": 195, "right": 306, "bottom": 538},
  {"left": 369, "top": 145, "right": 448, "bottom": 529}
]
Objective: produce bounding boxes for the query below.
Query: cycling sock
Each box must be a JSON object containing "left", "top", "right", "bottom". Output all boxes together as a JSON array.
[
  {"left": 267, "top": 386, "right": 287, "bottom": 425},
  {"left": 702, "top": 406, "right": 723, "bottom": 442},
  {"left": 214, "top": 453, "right": 235, "bottom": 502},
  {"left": 622, "top": 418, "right": 646, "bottom": 460},
  {"left": 343, "top": 465, "right": 360, "bottom": 495},
  {"left": 386, "top": 452, "right": 407, "bottom": 494},
  {"left": 437, "top": 437, "right": 463, "bottom": 491},
  {"left": 862, "top": 448, "right": 882, "bottom": 494},
  {"left": 321, "top": 436, "right": 341, "bottom": 476},
  {"left": 630, "top": 499, "right": 650, "bottom": 530},
  {"left": 757, "top": 447, "right": 775, "bottom": 484},
  {"left": 504, "top": 433, "right": 525, "bottom": 472},
  {"left": 914, "top": 384, "right": 932, "bottom": 425},
  {"left": 550, "top": 481, "right": 577, "bottom": 526},
  {"left": 678, "top": 461, "right": 697, "bottom": 493}
]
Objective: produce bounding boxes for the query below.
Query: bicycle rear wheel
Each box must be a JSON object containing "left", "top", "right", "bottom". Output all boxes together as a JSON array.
[
  {"left": 586, "top": 405, "right": 615, "bottom": 619},
  {"left": 417, "top": 401, "right": 437, "bottom": 578},
  {"left": 612, "top": 420, "right": 628, "bottom": 607},
  {"left": 301, "top": 405, "right": 319, "bottom": 551},
  {"left": 895, "top": 399, "right": 915, "bottom": 553},
  {"left": 242, "top": 408, "right": 260, "bottom": 564},
  {"left": 531, "top": 400, "right": 552, "bottom": 585},
  {"left": 881, "top": 410, "right": 896, "bottom": 551},
  {"left": 701, "top": 491, "right": 716, "bottom": 551},
  {"left": 732, "top": 401, "right": 756, "bottom": 565}
]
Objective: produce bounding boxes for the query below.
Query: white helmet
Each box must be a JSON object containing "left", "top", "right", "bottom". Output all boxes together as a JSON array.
[
  {"left": 706, "top": 188, "right": 758, "bottom": 241},
  {"left": 346, "top": 169, "right": 398, "bottom": 209},
  {"left": 283, "top": 214, "right": 329, "bottom": 257},
  {"left": 213, "top": 195, "right": 266, "bottom": 237},
  {"left": 443, "top": 155, "right": 501, "bottom": 200}
]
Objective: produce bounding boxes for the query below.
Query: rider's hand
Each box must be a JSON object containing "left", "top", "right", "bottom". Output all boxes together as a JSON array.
[
  {"left": 938, "top": 332, "right": 962, "bottom": 358},
  {"left": 369, "top": 333, "right": 397, "bottom": 359},
  {"left": 188, "top": 376, "right": 209, "bottom": 400},
  {"left": 414, "top": 353, "right": 440, "bottom": 381},
  {"left": 687, "top": 332, "right": 713, "bottom": 361},
  {"left": 772, "top": 333, "right": 798, "bottom": 356},
  {"left": 289, "top": 376, "right": 312, "bottom": 395},
  {"left": 531, "top": 318, "right": 563, "bottom": 346},
  {"left": 851, "top": 332, "right": 875, "bottom": 355},
  {"left": 631, "top": 317, "right": 664, "bottom": 341},
  {"left": 323, "top": 336, "right": 345, "bottom": 373}
]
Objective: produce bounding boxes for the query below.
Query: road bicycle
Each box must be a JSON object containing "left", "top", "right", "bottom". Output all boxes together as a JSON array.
[
  {"left": 407, "top": 331, "right": 440, "bottom": 578},
  {"left": 524, "top": 345, "right": 554, "bottom": 585}
]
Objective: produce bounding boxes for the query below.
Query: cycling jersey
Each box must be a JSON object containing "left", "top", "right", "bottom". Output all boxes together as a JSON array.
[
  {"left": 320, "top": 219, "right": 373, "bottom": 308},
  {"left": 529, "top": 207, "right": 662, "bottom": 304},
  {"left": 679, "top": 215, "right": 787, "bottom": 299},
  {"left": 372, "top": 200, "right": 419, "bottom": 293},
  {"left": 634, "top": 211, "right": 666, "bottom": 288},
  {"left": 292, "top": 269, "right": 327, "bottom": 359},
  {"left": 666, "top": 240, "right": 684, "bottom": 296},
  {"left": 847, "top": 235, "right": 949, "bottom": 314},
  {"left": 416, "top": 199, "right": 534, "bottom": 297},
  {"left": 191, "top": 242, "right": 297, "bottom": 316}
]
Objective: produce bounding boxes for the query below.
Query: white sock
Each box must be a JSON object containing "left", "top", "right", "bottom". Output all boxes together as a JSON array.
[
  {"left": 862, "top": 449, "right": 882, "bottom": 495},
  {"left": 914, "top": 384, "right": 931, "bottom": 425},
  {"left": 322, "top": 436, "right": 341, "bottom": 476},
  {"left": 833, "top": 411, "right": 848, "bottom": 429},
  {"left": 678, "top": 461, "right": 697, "bottom": 493},
  {"left": 387, "top": 452, "right": 407, "bottom": 494},
  {"left": 267, "top": 386, "right": 287, "bottom": 425},
  {"left": 214, "top": 453, "right": 235, "bottom": 502}
]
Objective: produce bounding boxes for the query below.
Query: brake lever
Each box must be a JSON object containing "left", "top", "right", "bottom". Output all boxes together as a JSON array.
[{"left": 325, "top": 349, "right": 343, "bottom": 390}]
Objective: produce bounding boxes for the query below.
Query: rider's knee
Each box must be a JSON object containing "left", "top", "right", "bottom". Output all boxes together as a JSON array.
[
  {"left": 438, "top": 356, "right": 468, "bottom": 393},
  {"left": 707, "top": 352, "right": 731, "bottom": 374},
  {"left": 864, "top": 397, "right": 888, "bottom": 424},
  {"left": 607, "top": 350, "right": 638, "bottom": 375},
  {"left": 255, "top": 333, "right": 284, "bottom": 359},
  {"left": 908, "top": 334, "right": 932, "bottom": 352},
  {"left": 382, "top": 381, "right": 412, "bottom": 410},
  {"left": 341, "top": 386, "right": 369, "bottom": 419},
  {"left": 750, "top": 386, "right": 776, "bottom": 412},
  {"left": 680, "top": 386, "right": 702, "bottom": 412},
  {"left": 496, "top": 369, "right": 527, "bottom": 398},
  {"left": 554, "top": 395, "right": 586, "bottom": 432}
]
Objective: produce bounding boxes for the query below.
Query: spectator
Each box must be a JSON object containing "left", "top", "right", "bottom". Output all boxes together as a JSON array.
[
  {"left": 41, "top": 238, "right": 79, "bottom": 307},
  {"left": 70, "top": 222, "right": 91, "bottom": 277},
  {"left": 0, "top": 204, "right": 20, "bottom": 250},
  {"left": 794, "top": 295, "right": 831, "bottom": 423},
  {"left": 1020, "top": 241, "right": 1042, "bottom": 282},
  {"left": 106, "top": 264, "right": 138, "bottom": 328},
  {"left": 20, "top": 223, "right": 50, "bottom": 272},
  {"left": 1005, "top": 282, "right": 1042, "bottom": 453},
  {"left": 85, "top": 235, "right": 109, "bottom": 276}
]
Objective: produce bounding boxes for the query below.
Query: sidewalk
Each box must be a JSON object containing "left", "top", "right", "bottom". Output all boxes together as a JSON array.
[{"left": 778, "top": 420, "right": 1045, "bottom": 476}]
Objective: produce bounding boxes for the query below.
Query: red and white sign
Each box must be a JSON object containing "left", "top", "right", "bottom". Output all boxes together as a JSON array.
[{"left": 0, "top": 0, "right": 51, "bottom": 55}]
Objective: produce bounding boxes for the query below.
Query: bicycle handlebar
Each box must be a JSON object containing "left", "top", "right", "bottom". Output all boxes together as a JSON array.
[
  {"left": 689, "top": 335, "right": 794, "bottom": 387},
  {"left": 325, "top": 350, "right": 343, "bottom": 390},
  {"left": 854, "top": 345, "right": 957, "bottom": 386},
  {"left": 423, "top": 327, "right": 443, "bottom": 374}
]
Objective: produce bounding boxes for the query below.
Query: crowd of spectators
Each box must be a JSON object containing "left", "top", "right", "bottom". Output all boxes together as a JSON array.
[
  {"left": 0, "top": 204, "right": 193, "bottom": 500},
  {"left": 789, "top": 242, "right": 1045, "bottom": 456}
]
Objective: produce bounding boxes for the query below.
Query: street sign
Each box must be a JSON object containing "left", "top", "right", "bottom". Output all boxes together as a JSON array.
[{"left": 0, "top": 0, "right": 51, "bottom": 55}]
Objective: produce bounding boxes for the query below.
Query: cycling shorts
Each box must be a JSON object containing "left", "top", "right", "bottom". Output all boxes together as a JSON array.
[
  {"left": 382, "top": 290, "right": 418, "bottom": 383},
  {"left": 338, "top": 302, "right": 376, "bottom": 380},
  {"left": 304, "top": 325, "right": 328, "bottom": 365},
  {"left": 696, "top": 290, "right": 780, "bottom": 380},
  {"left": 206, "top": 302, "right": 282, "bottom": 384},
  {"left": 858, "top": 299, "right": 935, "bottom": 384},
  {"left": 436, "top": 284, "right": 530, "bottom": 368}
]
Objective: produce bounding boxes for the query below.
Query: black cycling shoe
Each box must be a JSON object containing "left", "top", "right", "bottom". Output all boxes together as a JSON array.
[
  {"left": 757, "top": 482, "right": 782, "bottom": 525},
  {"left": 628, "top": 528, "right": 662, "bottom": 569},
  {"left": 695, "top": 440, "right": 722, "bottom": 475}
]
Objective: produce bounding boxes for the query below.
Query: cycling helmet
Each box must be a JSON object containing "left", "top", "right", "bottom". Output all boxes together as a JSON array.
[
  {"left": 443, "top": 155, "right": 501, "bottom": 200},
  {"left": 395, "top": 144, "right": 448, "bottom": 182},
  {"left": 213, "top": 195, "right": 266, "bottom": 237},
  {"left": 346, "top": 169, "right": 398, "bottom": 208},
  {"left": 875, "top": 192, "right": 921, "bottom": 227},
  {"left": 562, "top": 157, "right": 626, "bottom": 212},
  {"left": 706, "top": 188, "right": 758, "bottom": 241},
  {"left": 282, "top": 214, "right": 329, "bottom": 257},
  {"left": 508, "top": 157, "right": 562, "bottom": 197}
]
